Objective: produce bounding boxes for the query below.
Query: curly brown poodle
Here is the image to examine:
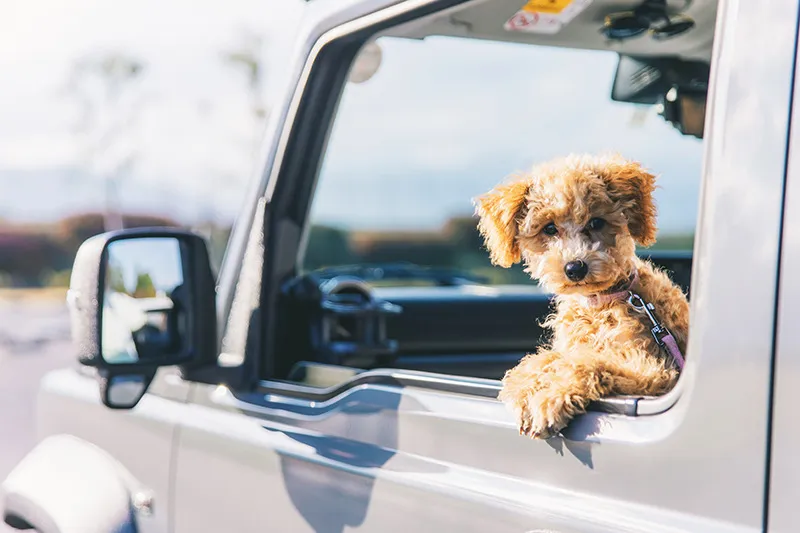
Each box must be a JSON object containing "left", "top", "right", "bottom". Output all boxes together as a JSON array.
[{"left": 474, "top": 153, "right": 689, "bottom": 439}]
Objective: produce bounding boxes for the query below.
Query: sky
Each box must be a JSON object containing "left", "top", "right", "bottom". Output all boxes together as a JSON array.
[
  {"left": 1, "top": 0, "right": 306, "bottom": 224},
  {"left": 107, "top": 237, "right": 184, "bottom": 294},
  {"left": 315, "top": 35, "right": 704, "bottom": 234},
  {"left": 2, "top": 0, "right": 704, "bottom": 236}
]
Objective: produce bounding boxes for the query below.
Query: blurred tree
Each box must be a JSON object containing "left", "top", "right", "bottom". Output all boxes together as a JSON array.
[
  {"left": 133, "top": 272, "right": 156, "bottom": 298},
  {"left": 443, "top": 215, "right": 484, "bottom": 253},
  {"left": 42, "top": 269, "right": 73, "bottom": 288},
  {"left": 222, "top": 29, "right": 268, "bottom": 158},
  {"left": 106, "top": 259, "right": 128, "bottom": 294},
  {"left": 0, "top": 212, "right": 180, "bottom": 288},
  {"left": 303, "top": 225, "right": 356, "bottom": 270},
  {"left": 646, "top": 233, "right": 694, "bottom": 250},
  {"left": 0, "top": 231, "right": 67, "bottom": 287},
  {"left": 359, "top": 240, "right": 456, "bottom": 267},
  {"left": 208, "top": 223, "right": 233, "bottom": 275},
  {"left": 65, "top": 51, "right": 148, "bottom": 233},
  {"left": 55, "top": 212, "right": 179, "bottom": 259},
  {"left": 189, "top": 31, "right": 270, "bottom": 275}
]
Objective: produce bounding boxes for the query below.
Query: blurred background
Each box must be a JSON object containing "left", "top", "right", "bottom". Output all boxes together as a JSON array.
[
  {"left": 0, "top": 0, "right": 305, "bottom": 511},
  {"left": 0, "top": 0, "right": 700, "bottom": 515}
]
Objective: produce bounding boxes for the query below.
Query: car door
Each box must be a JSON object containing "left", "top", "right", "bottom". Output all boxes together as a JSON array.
[
  {"left": 36, "top": 366, "right": 191, "bottom": 533},
  {"left": 172, "top": 0, "right": 799, "bottom": 531},
  {"left": 765, "top": 26, "right": 800, "bottom": 532}
]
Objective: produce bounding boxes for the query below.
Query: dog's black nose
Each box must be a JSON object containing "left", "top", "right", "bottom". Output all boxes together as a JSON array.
[{"left": 564, "top": 260, "right": 588, "bottom": 282}]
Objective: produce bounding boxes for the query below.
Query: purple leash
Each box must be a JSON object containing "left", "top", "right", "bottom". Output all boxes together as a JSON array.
[
  {"left": 626, "top": 292, "right": 685, "bottom": 370},
  {"left": 586, "top": 270, "right": 685, "bottom": 370}
]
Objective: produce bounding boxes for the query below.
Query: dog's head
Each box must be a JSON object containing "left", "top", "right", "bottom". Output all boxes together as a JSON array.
[{"left": 474, "top": 154, "right": 657, "bottom": 295}]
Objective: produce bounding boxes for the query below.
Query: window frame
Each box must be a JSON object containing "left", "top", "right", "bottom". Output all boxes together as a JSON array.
[
  {"left": 186, "top": 0, "right": 800, "bottom": 522},
  {"left": 211, "top": 0, "right": 694, "bottom": 419},
  {"left": 198, "top": 0, "right": 709, "bottom": 423},
  {"left": 249, "top": 0, "right": 475, "bottom": 385}
]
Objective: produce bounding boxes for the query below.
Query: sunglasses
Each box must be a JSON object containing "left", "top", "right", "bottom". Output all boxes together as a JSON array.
[{"left": 601, "top": 0, "right": 695, "bottom": 41}]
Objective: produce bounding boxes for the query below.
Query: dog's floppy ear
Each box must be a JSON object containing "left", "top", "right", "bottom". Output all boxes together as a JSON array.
[
  {"left": 601, "top": 159, "right": 658, "bottom": 247},
  {"left": 474, "top": 177, "right": 530, "bottom": 268}
]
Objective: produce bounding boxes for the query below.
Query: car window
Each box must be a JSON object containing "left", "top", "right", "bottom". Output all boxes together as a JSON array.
[{"left": 302, "top": 35, "right": 703, "bottom": 286}]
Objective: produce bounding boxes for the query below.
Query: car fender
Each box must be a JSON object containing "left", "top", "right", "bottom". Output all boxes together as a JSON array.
[{"left": 1, "top": 434, "right": 152, "bottom": 533}]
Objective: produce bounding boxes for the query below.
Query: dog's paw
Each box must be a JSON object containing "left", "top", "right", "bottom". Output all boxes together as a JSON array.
[
  {"left": 501, "top": 396, "right": 564, "bottom": 440},
  {"left": 518, "top": 408, "right": 566, "bottom": 440},
  {"left": 509, "top": 389, "right": 576, "bottom": 440},
  {"left": 519, "top": 420, "right": 560, "bottom": 440}
]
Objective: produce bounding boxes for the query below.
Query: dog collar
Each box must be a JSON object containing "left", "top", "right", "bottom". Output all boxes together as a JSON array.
[{"left": 585, "top": 269, "right": 639, "bottom": 306}]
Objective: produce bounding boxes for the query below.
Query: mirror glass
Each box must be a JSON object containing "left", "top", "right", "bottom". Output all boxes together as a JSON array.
[
  {"left": 101, "top": 237, "right": 186, "bottom": 364},
  {"left": 105, "top": 374, "right": 150, "bottom": 408}
]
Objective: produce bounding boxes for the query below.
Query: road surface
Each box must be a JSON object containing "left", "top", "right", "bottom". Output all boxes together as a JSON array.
[{"left": 0, "top": 294, "right": 72, "bottom": 532}]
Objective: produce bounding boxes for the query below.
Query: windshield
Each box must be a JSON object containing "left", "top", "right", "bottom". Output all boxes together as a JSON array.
[{"left": 302, "top": 35, "right": 704, "bottom": 286}]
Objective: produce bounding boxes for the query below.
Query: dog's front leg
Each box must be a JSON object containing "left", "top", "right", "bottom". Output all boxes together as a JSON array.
[
  {"left": 503, "top": 348, "right": 681, "bottom": 438},
  {"left": 498, "top": 349, "right": 565, "bottom": 438},
  {"left": 500, "top": 350, "right": 610, "bottom": 439}
]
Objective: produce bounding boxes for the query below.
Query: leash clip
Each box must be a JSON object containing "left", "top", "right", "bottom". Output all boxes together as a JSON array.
[
  {"left": 627, "top": 291, "right": 670, "bottom": 346},
  {"left": 627, "top": 291, "right": 686, "bottom": 370}
]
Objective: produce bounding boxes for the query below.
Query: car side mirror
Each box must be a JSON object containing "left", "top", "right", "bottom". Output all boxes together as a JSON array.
[{"left": 66, "top": 228, "right": 217, "bottom": 409}]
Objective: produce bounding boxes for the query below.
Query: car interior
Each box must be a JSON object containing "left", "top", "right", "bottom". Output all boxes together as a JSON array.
[{"left": 271, "top": 0, "right": 712, "bottom": 394}]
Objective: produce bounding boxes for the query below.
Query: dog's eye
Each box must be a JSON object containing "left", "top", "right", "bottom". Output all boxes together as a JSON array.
[
  {"left": 586, "top": 217, "right": 606, "bottom": 231},
  {"left": 542, "top": 222, "right": 558, "bottom": 236}
]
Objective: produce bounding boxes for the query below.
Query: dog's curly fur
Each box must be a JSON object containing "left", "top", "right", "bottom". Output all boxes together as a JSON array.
[{"left": 474, "top": 153, "right": 689, "bottom": 439}]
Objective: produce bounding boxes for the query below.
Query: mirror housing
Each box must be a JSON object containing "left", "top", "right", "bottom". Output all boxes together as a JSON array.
[
  {"left": 98, "top": 370, "right": 157, "bottom": 410},
  {"left": 611, "top": 55, "right": 709, "bottom": 104},
  {"left": 67, "top": 228, "right": 217, "bottom": 408},
  {"left": 657, "top": 85, "right": 706, "bottom": 139}
]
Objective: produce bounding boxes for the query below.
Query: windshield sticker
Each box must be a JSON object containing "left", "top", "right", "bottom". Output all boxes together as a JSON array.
[{"left": 504, "top": 0, "right": 593, "bottom": 34}]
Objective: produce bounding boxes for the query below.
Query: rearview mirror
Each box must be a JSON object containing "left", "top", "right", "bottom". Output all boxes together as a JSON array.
[
  {"left": 611, "top": 54, "right": 709, "bottom": 138},
  {"left": 657, "top": 85, "right": 706, "bottom": 139},
  {"left": 67, "top": 228, "right": 217, "bottom": 408},
  {"left": 610, "top": 55, "right": 669, "bottom": 105}
]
